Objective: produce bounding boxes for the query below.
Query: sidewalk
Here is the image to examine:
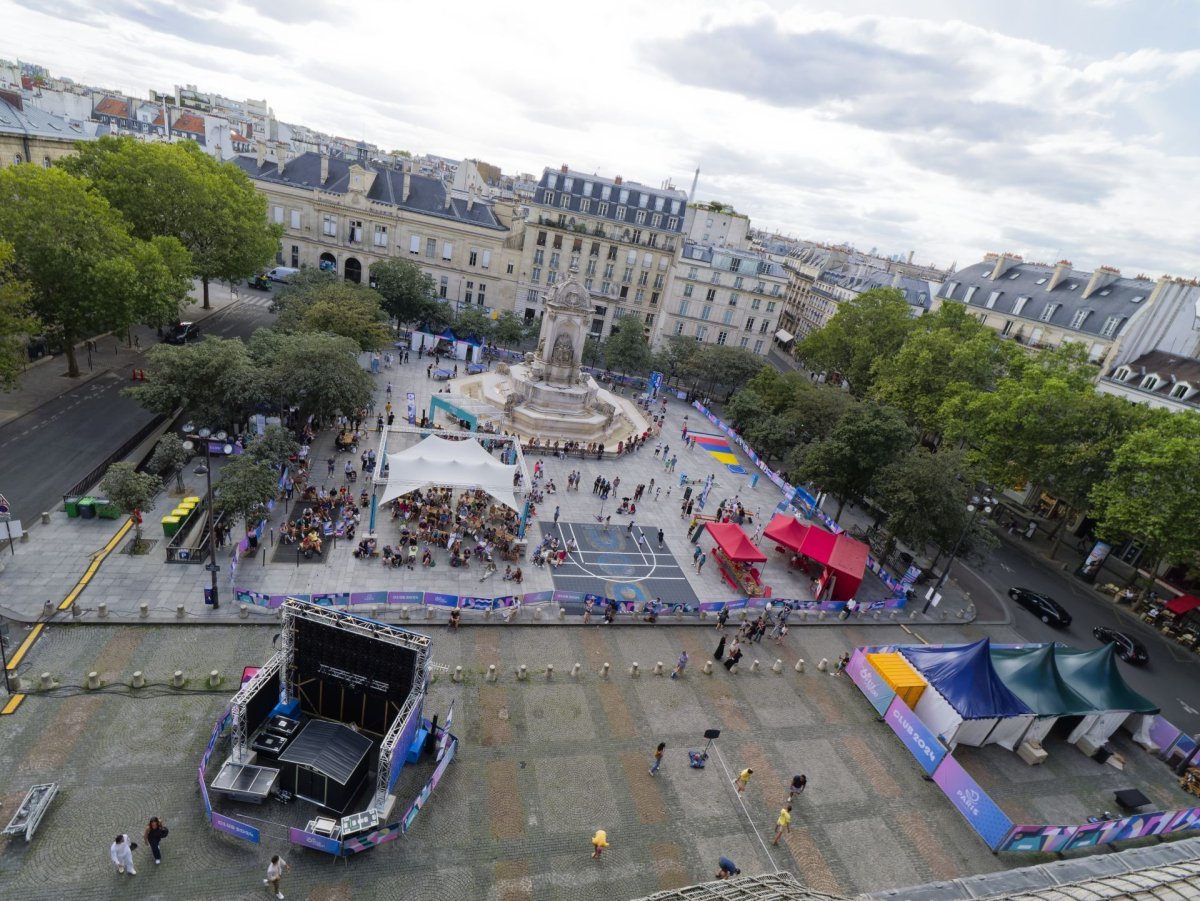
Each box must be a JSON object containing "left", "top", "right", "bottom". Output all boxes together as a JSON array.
[{"left": 0, "top": 279, "right": 245, "bottom": 428}]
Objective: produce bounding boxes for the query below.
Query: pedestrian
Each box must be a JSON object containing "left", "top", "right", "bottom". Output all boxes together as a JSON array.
[
  {"left": 716, "top": 606, "right": 729, "bottom": 631},
  {"left": 789, "top": 774, "right": 808, "bottom": 802},
  {"left": 387, "top": 412, "right": 395, "bottom": 426},
  {"left": 693, "top": 545, "right": 703, "bottom": 564},
  {"left": 650, "top": 741, "right": 665, "bottom": 776},
  {"left": 110, "top": 833, "right": 137, "bottom": 875},
  {"left": 583, "top": 597, "right": 594, "bottom": 624},
  {"left": 657, "top": 528, "right": 664, "bottom": 548},
  {"left": 671, "top": 650, "right": 688, "bottom": 679},
  {"left": 448, "top": 608, "right": 462, "bottom": 629},
  {"left": 553, "top": 505, "right": 560, "bottom": 525},
  {"left": 591, "top": 829, "right": 609, "bottom": 859},
  {"left": 376, "top": 415, "right": 384, "bottom": 432},
  {"left": 773, "top": 804, "right": 792, "bottom": 845},
  {"left": 263, "top": 853, "right": 290, "bottom": 899},
  {"left": 326, "top": 457, "right": 335, "bottom": 477},
  {"left": 696, "top": 552, "right": 707, "bottom": 574},
  {"left": 427, "top": 364, "right": 432, "bottom": 379},
  {"left": 143, "top": 817, "right": 168, "bottom": 865},
  {"left": 714, "top": 634, "right": 726, "bottom": 660},
  {"left": 734, "top": 767, "right": 752, "bottom": 793},
  {"left": 715, "top": 856, "right": 741, "bottom": 880},
  {"left": 832, "top": 651, "right": 850, "bottom": 675},
  {"left": 723, "top": 643, "right": 742, "bottom": 672}
]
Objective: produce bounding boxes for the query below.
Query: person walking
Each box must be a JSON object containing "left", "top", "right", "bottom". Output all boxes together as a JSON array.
[
  {"left": 671, "top": 650, "right": 688, "bottom": 679},
  {"left": 263, "top": 854, "right": 290, "bottom": 899},
  {"left": 110, "top": 834, "right": 137, "bottom": 875},
  {"left": 657, "top": 528, "right": 664, "bottom": 549},
  {"left": 553, "top": 505, "right": 560, "bottom": 525},
  {"left": 695, "top": 552, "right": 707, "bottom": 574},
  {"left": 734, "top": 767, "right": 753, "bottom": 793},
  {"left": 326, "top": 457, "right": 335, "bottom": 478},
  {"left": 591, "top": 829, "right": 609, "bottom": 859},
  {"left": 789, "top": 774, "right": 808, "bottom": 802},
  {"left": 649, "top": 741, "right": 665, "bottom": 776},
  {"left": 714, "top": 634, "right": 726, "bottom": 661},
  {"left": 143, "top": 817, "right": 168, "bottom": 865},
  {"left": 716, "top": 606, "right": 729, "bottom": 631},
  {"left": 715, "top": 856, "right": 741, "bottom": 879},
  {"left": 773, "top": 804, "right": 793, "bottom": 845}
]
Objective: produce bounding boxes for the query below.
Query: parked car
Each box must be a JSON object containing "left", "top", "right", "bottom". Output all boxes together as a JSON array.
[
  {"left": 1092, "top": 626, "right": 1149, "bottom": 665},
  {"left": 266, "top": 266, "right": 300, "bottom": 283},
  {"left": 1008, "top": 587, "right": 1072, "bottom": 628},
  {"left": 164, "top": 321, "right": 200, "bottom": 345}
]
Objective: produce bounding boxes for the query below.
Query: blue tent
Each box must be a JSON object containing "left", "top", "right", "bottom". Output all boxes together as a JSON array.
[{"left": 901, "top": 639, "right": 1033, "bottom": 719}]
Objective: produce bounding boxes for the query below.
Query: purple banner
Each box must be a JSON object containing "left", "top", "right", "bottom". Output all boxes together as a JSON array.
[
  {"left": 350, "top": 590, "right": 388, "bottom": 606},
  {"left": 932, "top": 753, "right": 1013, "bottom": 850},
  {"left": 387, "top": 591, "right": 424, "bottom": 605},
  {"left": 212, "top": 812, "right": 260, "bottom": 844},
  {"left": 401, "top": 737, "right": 458, "bottom": 836},
  {"left": 311, "top": 591, "right": 350, "bottom": 606},
  {"left": 199, "top": 766, "right": 212, "bottom": 818},
  {"left": 846, "top": 649, "right": 897, "bottom": 716},
  {"left": 885, "top": 695, "right": 947, "bottom": 776},
  {"left": 288, "top": 826, "right": 342, "bottom": 855},
  {"left": 342, "top": 823, "right": 402, "bottom": 855},
  {"left": 1149, "top": 716, "right": 1183, "bottom": 756},
  {"left": 521, "top": 591, "right": 554, "bottom": 606},
  {"left": 458, "top": 595, "right": 495, "bottom": 611},
  {"left": 422, "top": 592, "right": 458, "bottom": 608}
]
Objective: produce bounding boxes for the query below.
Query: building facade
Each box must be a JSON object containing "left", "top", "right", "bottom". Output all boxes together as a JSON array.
[
  {"left": 515, "top": 165, "right": 687, "bottom": 339},
  {"left": 234, "top": 147, "right": 522, "bottom": 314},
  {"left": 683, "top": 202, "right": 750, "bottom": 249},
  {"left": 0, "top": 88, "right": 94, "bottom": 168}
]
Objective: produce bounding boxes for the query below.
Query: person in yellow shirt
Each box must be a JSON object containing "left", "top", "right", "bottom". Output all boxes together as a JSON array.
[
  {"left": 591, "top": 829, "right": 609, "bottom": 859},
  {"left": 734, "top": 767, "right": 753, "bottom": 793},
  {"left": 773, "top": 804, "right": 792, "bottom": 845}
]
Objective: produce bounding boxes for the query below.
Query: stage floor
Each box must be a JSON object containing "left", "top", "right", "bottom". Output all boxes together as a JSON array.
[{"left": 537, "top": 521, "right": 700, "bottom": 608}]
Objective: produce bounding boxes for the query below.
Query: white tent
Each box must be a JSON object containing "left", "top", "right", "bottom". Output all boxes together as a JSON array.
[{"left": 379, "top": 434, "right": 519, "bottom": 511}]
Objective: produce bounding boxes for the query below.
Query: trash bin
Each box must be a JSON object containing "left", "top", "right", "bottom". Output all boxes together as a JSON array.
[
  {"left": 64, "top": 496, "right": 81, "bottom": 518},
  {"left": 96, "top": 500, "right": 121, "bottom": 520},
  {"left": 162, "top": 515, "right": 181, "bottom": 537},
  {"left": 78, "top": 497, "right": 97, "bottom": 519}
]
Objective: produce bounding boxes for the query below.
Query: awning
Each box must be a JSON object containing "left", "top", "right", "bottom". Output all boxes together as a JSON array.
[
  {"left": 1166, "top": 594, "right": 1200, "bottom": 615},
  {"left": 774, "top": 329, "right": 795, "bottom": 343},
  {"left": 705, "top": 522, "right": 767, "bottom": 563}
]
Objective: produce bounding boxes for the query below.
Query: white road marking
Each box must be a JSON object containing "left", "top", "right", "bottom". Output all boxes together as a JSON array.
[{"left": 1180, "top": 699, "right": 1199, "bottom": 716}]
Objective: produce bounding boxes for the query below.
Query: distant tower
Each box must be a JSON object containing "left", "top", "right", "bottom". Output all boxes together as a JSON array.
[{"left": 690, "top": 168, "right": 699, "bottom": 201}]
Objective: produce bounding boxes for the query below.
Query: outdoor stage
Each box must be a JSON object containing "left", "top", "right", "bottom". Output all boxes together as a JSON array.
[{"left": 538, "top": 521, "right": 700, "bottom": 609}]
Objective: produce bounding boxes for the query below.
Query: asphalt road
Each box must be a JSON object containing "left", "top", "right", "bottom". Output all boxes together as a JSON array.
[{"left": 0, "top": 298, "right": 276, "bottom": 526}]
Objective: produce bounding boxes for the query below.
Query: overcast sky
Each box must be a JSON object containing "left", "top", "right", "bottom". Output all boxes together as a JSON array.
[{"left": 4, "top": 0, "right": 1200, "bottom": 276}]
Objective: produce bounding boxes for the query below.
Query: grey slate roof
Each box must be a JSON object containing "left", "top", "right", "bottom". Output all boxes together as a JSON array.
[
  {"left": 682, "top": 240, "right": 787, "bottom": 278},
  {"left": 940, "top": 260, "right": 1152, "bottom": 338},
  {"left": 1105, "top": 349, "right": 1200, "bottom": 407},
  {"left": 533, "top": 167, "right": 686, "bottom": 233},
  {"left": 822, "top": 267, "right": 933, "bottom": 310},
  {"left": 233, "top": 152, "right": 506, "bottom": 231},
  {"left": 0, "top": 94, "right": 91, "bottom": 142}
]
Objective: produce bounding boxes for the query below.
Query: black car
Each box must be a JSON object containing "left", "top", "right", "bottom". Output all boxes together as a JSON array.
[
  {"left": 1008, "top": 587, "right": 1072, "bottom": 628},
  {"left": 164, "top": 321, "right": 200, "bottom": 345},
  {"left": 1093, "top": 626, "right": 1149, "bottom": 665}
]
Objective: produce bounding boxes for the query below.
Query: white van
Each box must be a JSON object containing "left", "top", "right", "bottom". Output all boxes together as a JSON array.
[{"left": 267, "top": 266, "right": 300, "bottom": 283}]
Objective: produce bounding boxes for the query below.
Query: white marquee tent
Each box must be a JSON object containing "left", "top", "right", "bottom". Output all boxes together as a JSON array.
[{"left": 379, "top": 434, "right": 519, "bottom": 511}]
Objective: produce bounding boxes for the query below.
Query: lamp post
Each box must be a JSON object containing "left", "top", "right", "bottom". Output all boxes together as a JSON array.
[
  {"left": 923, "top": 493, "right": 994, "bottom": 615},
  {"left": 183, "top": 428, "right": 231, "bottom": 610}
]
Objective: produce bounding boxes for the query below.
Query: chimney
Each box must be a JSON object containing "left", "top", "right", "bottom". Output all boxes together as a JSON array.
[
  {"left": 467, "top": 190, "right": 475, "bottom": 212},
  {"left": 560, "top": 163, "right": 569, "bottom": 173},
  {"left": 907, "top": 250, "right": 914, "bottom": 265},
  {"left": 614, "top": 175, "right": 623, "bottom": 186},
  {"left": 319, "top": 153, "right": 329, "bottom": 185},
  {"left": 1083, "top": 265, "right": 1121, "bottom": 299},
  {"left": 1047, "top": 259, "right": 1073, "bottom": 292},
  {"left": 1147, "top": 274, "right": 1173, "bottom": 307},
  {"left": 892, "top": 271, "right": 903, "bottom": 288},
  {"left": 402, "top": 170, "right": 411, "bottom": 203},
  {"left": 989, "top": 251, "right": 1021, "bottom": 281},
  {"left": 255, "top": 141, "right": 265, "bottom": 168},
  {"left": 275, "top": 143, "right": 285, "bottom": 177},
  {"left": 444, "top": 184, "right": 453, "bottom": 209}
]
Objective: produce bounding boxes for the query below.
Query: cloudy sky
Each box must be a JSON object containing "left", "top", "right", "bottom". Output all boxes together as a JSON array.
[{"left": 4, "top": 0, "right": 1200, "bottom": 275}]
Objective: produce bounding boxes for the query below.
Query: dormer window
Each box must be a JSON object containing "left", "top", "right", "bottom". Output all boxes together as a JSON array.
[
  {"left": 944, "top": 281, "right": 959, "bottom": 296},
  {"left": 986, "top": 291, "right": 1001, "bottom": 309},
  {"left": 1040, "top": 303, "right": 1059, "bottom": 322},
  {"left": 1172, "top": 382, "right": 1192, "bottom": 400},
  {"left": 1008, "top": 272, "right": 1020, "bottom": 280},
  {"left": 1100, "top": 315, "right": 1124, "bottom": 338},
  {"left": 1068, "top": 283, "right": 1078, "bottom": 291},
  {"left": 963, "top": 285, "right": 978, "bottom": 303},
  {"left": 1142, "top": 374, "right": 1160, "bottom": 391},
  {"left": 1013, "top": 296, "right": 1030, "bottom": 316},
  {"left": 1035, "top": 277, "right": 1048, "bottom": 285},
  {"left": 1069, "top": 309, "right": 1092, "bottom": 329},
  {"left": 1114, "top": 366, "right": 1132, "bottom": 382}
]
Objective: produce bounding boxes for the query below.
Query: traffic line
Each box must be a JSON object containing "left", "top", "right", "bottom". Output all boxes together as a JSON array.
[{"left": 1, "top": 694, "right": 25, "bottom": 715}]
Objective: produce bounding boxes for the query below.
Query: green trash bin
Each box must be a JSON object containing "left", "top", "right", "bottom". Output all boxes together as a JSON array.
[
  {"left": 64, "top": 496, "right": 81, "bottom": 518},
  {"left": 78, "top": 497, "right": 97, "bottom": 520},
  {"left": 96, "top": 500, "right": 121, "bottom": 520}
]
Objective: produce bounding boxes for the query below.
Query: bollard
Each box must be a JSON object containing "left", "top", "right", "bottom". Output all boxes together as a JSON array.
[
  {"left": 400, "top": 606, "right": 410, "bottom": 620},
  {"left": 239, "top": 604, "right": 249, "bottom": 619},
  {"left": 818, "top": 657, "right": 828, "bottom": 672},
  {"left": 426, "top": 606, "right": 435, "bottom": 619},
  {"left": 818, "top": 610, "right": 826, "bottom": 621},
  {"left": 909, "top": 610, "right": 918, "bottom": 620},
  {"left": 558, "top": 607, "right": 565, "bottom": 620},
  {"left": 19, "top": 530, "right": 28, "bottom": 543},
  {"left": 176, "top": 604, "right": 186, "bottom": 619},
  {"left": 601, "top": 662, "right": 610, "bottom": 679},
  {"left": 795, "top": 659, "right": 805, "bottom": 673},
  {"left": 517, "top": 664, "right": 528, "bottom": 681},
  {"left": 139, "top": 602, "right": 149, "bottom": 619},
  {"left": 772, "top": 659, "right": 783, "bottom": 674},
  {"left": 699, "top": 611, "right": 708, "bottom": 621},
  {"left": 487, "top": 664, "right": 497, "bottom": 683},
  {"left": 739, "top": 611, "right": 749, "bottom": 622},
  {"left": 702, "top": 660, "right": 713, "bottom": 675},
  {"left": 873, "top": 611, "right": 880, "bottom": 621},
  {"left": 5, "top": 671, "right": 21, "bottom": 692},
  {"left": 484, "top": 609, "right": 493, "bottom": 621},
  {"left": 653, "top": 661, "right": 664, "bottom": 676},
  {"left": 43, "top": 600, "right": 54, "bottom": 618},
  {"left": 956, "top": 609, "right": 965, "bottom": 620},
  {"left": 208, "top": 670, "right": 220, "bottom": 688},
  {"left": 729, "top": 662, "right": 739, "bottom": 674},
  {"left": 546, "top": 664, "right": 554, "bottom": 680},
  {"left": 675, "top": 608, "right": 683, "bottom": 620},
  {"left": 571, "top": 663, "right": 581, "bottom": 678},
  {"left": 534, "top": 607, "right": 544, "bottom": 620},
  {"left": 800, "top": 611, "right": 808, "bottom": 622},
  {"left": 889, "top": 611, "right": 898, "bottom": 620},
  {"left": 98, "top": 603, "right": 108, "bottom": 619},
  {"left": 86, "top": 671, "right": 100, "bottom": 690},
  {"left": 41, "top": 511, "right": 50, "bottom": 525},
  {"left": 172, "top": 670, "right": 184, "bottom": 687},
  {"left": 132, "top": 671, "right": 145, "bottom": 688},
  {"left": 453, "top": 666, "right": 463, "bottom": 683},
  {"left": 630, "top": 661, "right": 640, "bottom": 677},
  {"left": 750, "top": 659, "right": 761, "bottom": 673},
  {"left": 39, "top": 672, "right": 53, "bottom": 690},
  {"left": 71, "top": 605, "right": 82, "bottom": 620}
]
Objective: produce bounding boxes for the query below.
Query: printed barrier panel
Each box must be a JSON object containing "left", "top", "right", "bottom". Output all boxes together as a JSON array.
[
  {"left": 342, "top": 823, "right": 403, "bottom": 855},
  {"left": 1000, "top": 807, "right": 1200, "bottom": 853},
  {"left": 401, "top": 737, "right": 458, "bottom": 835},
  {"left": 288, "top": 826, "right": 342, "bottom": 855},
  {"left": 1148, "top": 715, "right": 1183, "bottom": 755},
  {"left": 884, "top": 695, "right": 947, "bottom": 776},
  {"left": 212, "top": 812, "right": 260, "bottom": 844},
  {"left": 846, "top": 649, "right": 897, "bottom": 716},
  {"left": 931, "top": 753, "right": 1013, "bottom": 850}
]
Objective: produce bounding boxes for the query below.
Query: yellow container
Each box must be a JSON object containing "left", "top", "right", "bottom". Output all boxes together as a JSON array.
[
  {"left": 171, "top": 507, "right": 189, "bottom": 518},
  {"left": 161, "top": 515, "right": 181, "bottom": 537},
  {"left": 867, "top": 652, "right": 927, "bottom": 709},
  {"left": 184, "top": 496, "right": 201, "bottom": 505},
  {"left": 178, "top": 501, "right": 196, "bottom": 512}
]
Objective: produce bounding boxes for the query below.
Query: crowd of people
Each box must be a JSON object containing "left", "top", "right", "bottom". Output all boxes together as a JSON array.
[{"left": 363, "top": 486, "right": 523, "bottom": 568}]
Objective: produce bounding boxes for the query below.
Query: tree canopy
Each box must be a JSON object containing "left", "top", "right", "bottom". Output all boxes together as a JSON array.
[
  {"left": 272, "top": 279, "right": 390, "bottom": 351},
  {"left": 99, "top": 461, "right": 162, "bottom": 545},
  {"left": 794, "top": 287, "right": 914, "bottom": 395},
  {"left": 214, "top": 455, "right": 278, "bottom": 529},
  {"left": 125, "top": 335, "right": 261, "bottom": 429},
  {"left": 250, "top": 330, "right": 373, "bottom": 425},
  {"left": 603, "top": 313, "right": 652, "bottom": 375},
  {"left": 0, "top": 239, "right": 37, "bottom": 391},
  {"left": 370, "top": 258, "right": 437, "bottom": 324}
]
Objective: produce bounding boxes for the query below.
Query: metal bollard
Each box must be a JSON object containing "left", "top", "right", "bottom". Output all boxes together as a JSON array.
[
  {"left": 772, "top": 659, "right": 783, "bottom": 673},
  {"left": 517, "top": 664, "right": 528, "bottom": 681},
  {"left": 795, "top": 659, "right": 805, "bottom": 673},
  {"left": 487, "top": 664, "right": 497, "bottom": 682},
  {"left": 453, "top": 666, "right": 463, "bottom": 683},
  {"left": 699, "top": 611, "right": 708, "bottom": 621},
  {"left": 426, "top": 606, "right": 435, "bottom": 619},
  {"left": 400, "top": 606, "right": 410, "bottom": 620},
  {"left": 208, "top": 670, "right": 220, "bottom": 688},
  {"left": 750, "top": 659, "right": 761, "bottom": 673},
  {"left": 546, "top": 664, "right": 553, "bottom": 680},
  {"left": 172, "top": 670, "right": 184, "bottom": 687},
  {"left": 43, "top": 600, "right": 54, "bottom": 618},
  {"left": 817, "top": 657, "right": 828, "bottom": 672},
  {"left": 630, "top": 661, "right": 640, "bottom": 677},
  {"left": 534, "top": 607, "right": 544, "bottom": 620},
  {"left": 653, "top": 661, "right": 664, "bottom": 676},
  {"left": 558, "top": 607, "right": 565, "bottom": 620},
  {"left": 675, "top": 608, "right": 683, "bottom": 620},
  {"left": 132, "top": 671, "right": 145, "bottom": 688},
  {"left": 818, "top": 610, "right": 826, "bottom": 621},
  {"left": 702, "top": 660, "right": 713, "bottom": 674},
  {"left": 601, "top": 662, "right": 610, "bottom": 679},
  {"left": 139, "top": 603, "right": 149, "bottom": 619},
  {"left": 176, "top": 604, "right": 186, "bottom": 619},
  {"left": 86, "top": 671, "right": 100, "bottom": 690},
  {"left": 571, "top": 663, "right": 581, "bottom": 678},
  {"left": 98, "top": 603, "right": 108, "bottom": 619},
  {"left": 71, "top": 605, "right": 82, "bottom": 620},
  {"left": 239, "top": 604, "right": 249, "bottom": 619}
]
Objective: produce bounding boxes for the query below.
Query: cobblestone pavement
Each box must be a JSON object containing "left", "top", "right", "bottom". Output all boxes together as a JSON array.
[{"left": 0, "top": 620, "right": 1188, "bottom": 900}]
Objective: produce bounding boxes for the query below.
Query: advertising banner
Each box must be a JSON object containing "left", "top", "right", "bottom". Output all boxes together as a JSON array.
[
  {"left": 999, "top": 807, "right": 1200, "bottom": 853},
  {"left": 401, "top": 736, "right": 457, "bottom": 835},
  {"left": 1075, "top": 539, "right": 1112, "bottom": 583},
  {"left": 387, "top": 591, "right": 424, "bottom": 605},
  {"left": 350, "top": 590, "right": 388, "bottom": 606},
  {"left": 846, "top": 649, "right": 897, "bottom": 716},
  {"left": 342, "top": 823, "right": 402, "bottom": 855},
  {"left": 422, "top": 592, "right": 458, "bottom": 608},
  {"left": 198, "top": 766, "right": 212, "bottom": 818},
  {"left": 406, "top": 391, "right": 416, "bottom": 425},
  {"left": 1149, "top": 716, "right": 1183, "bottom": 756},
  {"left": 931, "top": 753, "right": 1013, "bottom": 850},
  {"left": 520, "top": 591, "right": 554, "bottom": 606},
  {"left": 288, "top": 826, "right": 342, "bottom": 855},
  {"left": 885, "top": 695, "right": 947, "bottom": 776},
  {"left": 211, "top": 812, "right": 260, "bottom": 844}
]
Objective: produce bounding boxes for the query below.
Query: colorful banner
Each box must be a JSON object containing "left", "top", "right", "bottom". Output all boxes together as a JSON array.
[
  {"left": 211, "top": 812, "right": 260, "bottom": 844},
  {"left": 342, "top": 823, "right": 403, "bottom": 855},
  {"left": 1075, "top": 539, "right": 1112, "bottom": 583},
  {"left": 690, "top": 432, "right": 747, "bottom": 475},
  {"left": 406, "top": 391, "right": 417, "bottom": 425},
  {"left": 846, "top": 649, "right": 896, "bottom": 715},
  {"left": 931, "top": 753, "right": 1013, "bottom": 850},
  {"left": 1148, "top": 715, "right": 1183, "bottom": 756},
  {"left": 422, "top": 592, "right": 458, "bottom": 608},
  {"left": 885, "top": 695, "right": 947, "bottom": 776},
  {"left": 401, "top": 736, "right": 458, "bottom": 835},
  {"left": 999, "top": 807, "right": 1200, "bottom": 853},
  {"left": 288, "top": 826, "right": 341, "bottom": 855}
]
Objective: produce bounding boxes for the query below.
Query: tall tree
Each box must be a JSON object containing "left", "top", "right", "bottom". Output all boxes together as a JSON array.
[
  {"left": 148, "top": 433, "right": 190, "bottom": 494},
  {"left": 272, "top": 280, "right": 390, "bottom": 351},
  {"left": 687, "top": 345, "right": 767, "bottom": 402},
  {"left": 214, "top": 455, "right": 279, "bottom": 531},
  {"left": 603, "top": 313, "right": 652, "bottom": 376},
  {"left": 126, "top": 336, "right": 262, "bottom": 429},
  {"left": 246, "top": 424, "right": 300, "bottom": 469},
  {"left": 453, "top": 306, "right": 496, "bottom": 344},
  {"left": 492, "top": 310, "right": 529, "bottom": 348},
  {"left": 371, "top": 258, "right": 437, "bottom": 324},
  {"left": 0, "top": 165, "right": 189, "bottom": 377},
  {"left": 98, "top": 462, "right": 162, "bottom": 548},
  {"left": 873, "top": 446, "right": 976, "bottom": 568},
  {"left": 651, "top": 334, "right": 699, "bottom": 386},
  {"left": 61, "top": 136, "right": 280, "bottom": 309},
  {"left": 0, "top": 239, "right": 38, "bottom": 391},
  {"left": 794, "top": 287, "right": 914, "bottom": 395},
  {"left": 251, "top": 330, "right": 373, "bottom": 425}
]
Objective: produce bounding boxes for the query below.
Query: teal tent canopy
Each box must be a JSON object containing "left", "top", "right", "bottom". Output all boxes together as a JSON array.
[
  {"left": 990, "top": 645, "right": 1096, "bottom": 716},
  {"left": 1054, "top": 645, "right": 1159, "bottom": 714}
]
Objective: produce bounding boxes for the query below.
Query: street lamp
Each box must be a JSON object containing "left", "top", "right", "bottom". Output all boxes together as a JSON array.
[
  {"left": 182, "top": 428, "right": 232, "bottom": 610},
  {"left": 922, "top": 493, "right": 995, "bottom": 615}
]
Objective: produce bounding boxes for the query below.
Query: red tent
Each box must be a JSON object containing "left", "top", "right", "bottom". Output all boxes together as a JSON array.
[
  {"left": 1166, "top": 594, "right": 1200, "bottom": 616},
  {"left": 763, "top": 513, "right": 809, "bottom": 551},
  {"left": 797, "top": 527, "right": 837, "bottom": 565},
  {"left": 705, "top": 522, "right": 767, "bottom": 562},
  {"left": 795, "top": 526, "right": 869, "bottom": 600}
]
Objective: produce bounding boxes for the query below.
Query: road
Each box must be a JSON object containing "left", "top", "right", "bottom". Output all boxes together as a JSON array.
[
  {"left": 972, "top": 536, "right": 1200, "bottom": 736},
  {"left": 0, "top": 297, "right": 276, "bottom": 526}
]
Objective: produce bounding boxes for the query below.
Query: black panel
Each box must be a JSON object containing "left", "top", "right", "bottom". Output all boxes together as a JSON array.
[{"left": 244, "top": 670, "right": 281, "bottom": 736}]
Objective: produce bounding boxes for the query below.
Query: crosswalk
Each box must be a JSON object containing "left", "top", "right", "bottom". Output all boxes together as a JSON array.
[{"left": 232, "top": 292, "right": 276, "bottom": 309}]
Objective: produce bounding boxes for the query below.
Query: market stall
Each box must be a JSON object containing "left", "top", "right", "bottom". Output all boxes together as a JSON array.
[
  {"left": 705, "top": 522, "right": 769, "bottom": 598},
  {"left": 990, "top": 644, "right": 1095, "bottom": 750},
  {"left": 788, "top": 525, "right": 870, "bottom": 601},
  {"left": 1053, "top": 644, "right": 1159, "bottom": 746}
]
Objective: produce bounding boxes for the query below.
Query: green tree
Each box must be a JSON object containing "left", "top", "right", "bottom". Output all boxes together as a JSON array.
[
  {"left": 272, "top": 280, "right": 390, "bottom": 351},
  {"left": 689, "top": 345, "right": 767, "bottom": 402},
  {"left": 61, "top": 136, "right": 281, "bottom": 309},
  {"left": 0, "top": 239, "right": 38, "bottom": 391},
  {"left": 370, "top": 258, "right": 437, "bottom": 324},
  {"left": 582, "top": 335, "right": 603, "bottom": 368},
  {"left": 0, "top": 165, "right": 190, "bottom": 377},
  {"left": 126, "top": 336, "right": 262, "bottom": 428},
  {"left": 251, "top": 330, "right": 373, "bottom": 425},
  {"left": 453, "top": 306, "right": 495, "bottom": 344},
  {"left": 795, "top": 287, "right": 915, "bottom": 395},
  {"left": 492, "top": 310, "right": 528, "bottom": 348},
  {"left": 148, "top": 433, "right": 190, "bottom": 494},
  {"left": 246, "top": 424, "right": 300, "bottom": 469},
  {"left": 98, "top": 461, "right": 162, "bottom": 547},
  {"left": 651, "top": 334, "right": 699, "bottom": 386},
  {"left": 603, "top": 313, "right": 652, "bottom": 376},
  {"left": 789, "top": 402, "right": 913, "bottom": 521},
  {"left": 214, "top": 454, "right": 279, "bottom": 530},
  {"left": 873, "top": 447, "right": 976, "bottom": 568}
]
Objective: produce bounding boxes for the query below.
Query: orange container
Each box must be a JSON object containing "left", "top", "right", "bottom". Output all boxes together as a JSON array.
[{"left": 866, "top": 652, "right": 926, "bottom": 708}]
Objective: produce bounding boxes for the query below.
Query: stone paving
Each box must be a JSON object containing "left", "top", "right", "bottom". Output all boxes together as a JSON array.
[{"left": 0, "top": 617, "right": 1192, "bottom": 901}]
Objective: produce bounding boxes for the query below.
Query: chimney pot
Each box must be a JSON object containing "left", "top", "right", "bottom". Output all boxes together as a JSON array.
[
  {"left": 614, "top": 175, "right": 623, "bottom": 185},
  {"left": 561, "top": 163, "right": 568, "bottom": 173}
]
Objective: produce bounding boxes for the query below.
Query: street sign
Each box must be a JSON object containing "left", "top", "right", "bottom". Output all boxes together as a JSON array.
[
  {"left": 0, "top": 493, "right": 9, "bottom": 516},
  {"left": 205, "top": 563, "right": 221, "bottom": 572}
]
